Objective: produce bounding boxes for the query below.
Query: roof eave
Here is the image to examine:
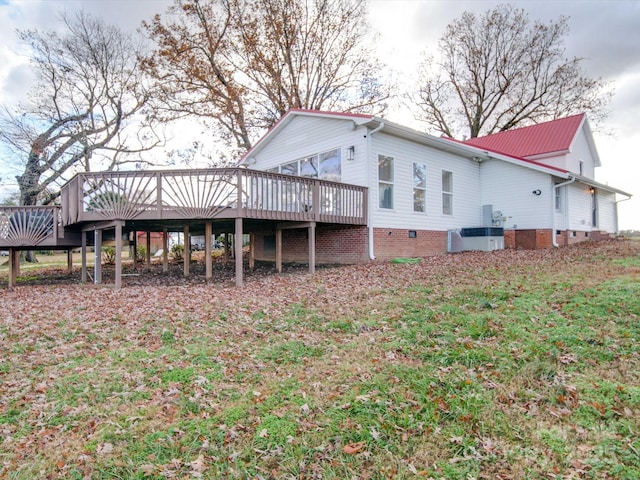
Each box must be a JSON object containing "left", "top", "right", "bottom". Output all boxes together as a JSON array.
[{"left": 574, "top": 174, "right": 632, "bottom": 197}]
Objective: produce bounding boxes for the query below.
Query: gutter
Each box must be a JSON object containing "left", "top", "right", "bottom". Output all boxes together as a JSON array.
[
  {"left": 552, "top": 176, "right": 576, "bottom": 247},
  {"left": 367, "top": 121, "right": 385, "bottom": 260}
]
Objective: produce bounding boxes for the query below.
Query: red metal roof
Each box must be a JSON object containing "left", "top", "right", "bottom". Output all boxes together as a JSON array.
[{"left": 463, "top": 114, "right": 585, "bottom": 158}]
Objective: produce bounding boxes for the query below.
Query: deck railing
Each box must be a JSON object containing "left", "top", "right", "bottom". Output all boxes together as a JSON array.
[
  {"left": 60, "top": 167, "right": 368, "bottom": 225},
  {"left": 0, "top": 206, "right": 60, "bottom": 247}
]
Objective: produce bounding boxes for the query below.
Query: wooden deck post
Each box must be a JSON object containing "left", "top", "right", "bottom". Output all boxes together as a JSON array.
[
  {"left": 94, "top": 229, "right": 102, "bottom": 285},
  {"left": 81, "top": 232, "right": 87, "bottom": 283},
  {"left": 7, "top": 248, "right": 15, "bottom": 289},
  {"left": 276, "top": 229, "right": 283, "bottom": 273},
  {"left": 205, "top": 221, "right": 212, "bottom": 280},
  {"left": 224, "top": 233, "right": 230, "bottom": 265},
  {"left": 67, "top": 249, "right": 73, "bottom": 274},
  {"left": 308, "top": 222, "right": 316, "bottom": 274},
  {"left": 13, "top": 250, "right": 20, "bottom": 278},
  {"left": 145, "top": 231, "right": 151, "bottom": 270},
  {"left": 115, "top": 222, "right": 123, "bottom": 290},
  {"left": 132, "top": 231, "right": 138, "bottom": 271},
  {"left": 249, "top": 233, "right": 255, "bottom": 271},
  {"left": 183, "top": 225, "right": 190, "bottom": 277},
  {"left": 235, "top": 218, "right": 243, "bottom": 287},
  {"left": 162, "top": 228, "right": 168, "bottom": 273}
]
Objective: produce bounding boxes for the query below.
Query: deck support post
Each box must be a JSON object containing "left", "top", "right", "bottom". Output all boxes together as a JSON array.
[
  {"left": 235, "top": 218, "right": 243, "bottom": 287},
  {"left": 131, "top": 231, "right": 138, "bottom": 271},
  {"left": 67, "top": 249, "right": 73, "bottom": 274},
  {"left": 224, "top": 233, "right": 231, "bottom": 264},
  {"left": 145, "top": 231, "right": 151, "bottom": 270},
  {"left": 94, "top": 229, "right": 102, "bottom": 285},
  {"left": 13, "top": 250, "right": 20, "bottom": 277},
  {"left": 7, "top": 247, "right": 16, "bottom": 289},
  {"left": 276, "top": 229, "right": 283, "bottom": 273},
  {"left": 162, "top": 228, "right": 169, "bottom": 273},
  {"left": 81, "top": 232, "right": 87, "bottom": 283},
  {"left": 249, "top": 233, "right": 255, "bottom": 271},
  {"left": 308, "top": 222, "right": 316, "bottom": 274},
  {"left": 115, "top": 221, "right": 123, "bottom": 290},
  {"left": 205, "top": 221, "right": 212, "bottom": 280},
  {"left": 183, "top": 225, "right": 190, "bottom": 277}
]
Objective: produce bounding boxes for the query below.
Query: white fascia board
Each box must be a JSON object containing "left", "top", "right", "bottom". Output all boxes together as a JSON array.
[{"left": 573, "top": 174, "right": 632, "bottom": 197}]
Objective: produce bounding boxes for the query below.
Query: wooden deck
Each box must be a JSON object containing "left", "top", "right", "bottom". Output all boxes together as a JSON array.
[{"left": 1, "top": 168, "right": 368, "bottom": 288}]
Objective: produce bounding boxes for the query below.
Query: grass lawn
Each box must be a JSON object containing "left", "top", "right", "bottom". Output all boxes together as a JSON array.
[{"left": 0, "top": 240, "right": 639, "bottom": 479}]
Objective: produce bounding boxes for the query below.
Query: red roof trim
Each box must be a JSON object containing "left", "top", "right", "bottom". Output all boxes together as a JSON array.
[{"left": 287, "top": 108, "right": 374, "bottom": 120}]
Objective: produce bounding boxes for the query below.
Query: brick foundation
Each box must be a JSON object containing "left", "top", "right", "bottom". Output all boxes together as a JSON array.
[
  {"left": 251, "top": 225, "right": 615, "bottom": 264},
  {"left": 371, "top": 228, "right": 448, "bottom": 260},
  {"left": 251, "top": 225, "right": 369, "bottom": 264},
  {"left": 507, "top": 229, "right": 612, "bottom": 249},
  {"left": 251, "top": 225, "right": 449, "bottom": 264}
]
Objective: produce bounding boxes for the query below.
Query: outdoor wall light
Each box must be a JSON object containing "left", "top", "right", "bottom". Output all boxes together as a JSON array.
[
  {"left": 532, "top": 189, "right": 542, "bottom": 196},
  {"left": 347, "top": 145, "right": 355, "bottom": 161}
]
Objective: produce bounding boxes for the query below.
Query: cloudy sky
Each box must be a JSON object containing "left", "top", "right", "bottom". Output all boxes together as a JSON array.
[{"left": 1, "top": 0, "right": 638, "bottom": 229}]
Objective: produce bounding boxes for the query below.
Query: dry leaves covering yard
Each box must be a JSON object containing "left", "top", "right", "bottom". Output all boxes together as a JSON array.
[{"left": 0, "top": 240, "right": 639, "bottom": 479}]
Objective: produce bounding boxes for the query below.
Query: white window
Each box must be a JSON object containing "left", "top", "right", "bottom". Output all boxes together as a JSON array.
[
  {"left": 442, "top": 170, "right": 453, "bottom": 215},
  {"left": 378, "top": 155, "right": 394, "bottom": 209},
  {"left": 319, "top": 149, "right": 341, "bottom": 182},
  {"left": 300, "top": 156, "right": 318, "bottom": 177},
  {"left": 579, "top": 161, "right": 584, "bottom": 176},
  {"left": 281, "top": 161, "right": 299, "bottom": 176},
  {"left": 555, "top": 185, "right": 562, "bottom": 211},
  {"left": 413, "top": 162, "right": 426, "bottom": 212},
  {"left": 273, "top": 149, "right": 341, "bottom": 182}
]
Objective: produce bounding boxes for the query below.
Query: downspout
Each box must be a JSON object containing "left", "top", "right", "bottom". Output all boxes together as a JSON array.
[
  {"left": 367, "top": 121, "right": 385, "bottom": 260},
  {"left": 552, "top": 176, "right": 576, "bottom": 247},
  {"left": 614, "top": 195, "right": 632, "bottom": 235}
]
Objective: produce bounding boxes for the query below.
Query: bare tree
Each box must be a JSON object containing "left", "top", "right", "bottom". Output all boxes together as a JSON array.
[
  {"left": 412, "top": 5, "right": 612, "bottom": 139},
  {"left": 0, "top": 11, "right": 162, "bottom": 211},
  {"left": 142, "top": 0, "right": 388, "bottom": 156}
]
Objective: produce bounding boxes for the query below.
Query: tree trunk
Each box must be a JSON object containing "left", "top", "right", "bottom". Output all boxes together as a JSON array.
[{"left": 16, "top": 149, "right": 44, "bottom": 263}]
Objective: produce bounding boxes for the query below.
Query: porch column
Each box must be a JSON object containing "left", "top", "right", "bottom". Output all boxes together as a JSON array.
[
  {"left": 275, "top": 229, "right": 283, "bottom": 273},
  {"left": 145, "top": 231, "right": 151, "bottom": 270},
  {"left": 7, "top": 247, "right": 15, "bottom": 289},
  {"left": 205, "top": 221, "right": 212, "bottom": 280},
  {"left": 81, "top": 232, "right": 87, "bottom": 283},
  {"left": 115, "top": 222, "right": 123, "bottom": 290},
  {"left": 67, "top": 249, "right": 73, "bottom": 274},
  {"left": 94, "top": 229, "right": 102, "bottom": 285},
  {"left": 235, "top": 218, "right": 243, "bottom": 287},
  {"left": 308, "top": 222, "right": 316, "bottom": 274},
  {"left": 183, "top": 225, "right": 190, "bottom": 277},
  {"left": 162, "top": 228, "right": 169, "bottom": 273}
]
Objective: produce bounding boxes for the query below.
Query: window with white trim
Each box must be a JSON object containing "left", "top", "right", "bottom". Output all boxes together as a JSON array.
[
  {"left": 270, "top": 149, "right": 341, "bottom": 181},
  {"left": 378, "top": 155, "right": 394, "bottom": 209},
  {"left": 441, "top": 170, "right": 453, "bottom": 215},
  {"left": 555, "top": 185, "right": 562, "bottom": 211},
  {"left": 413, "top": 162, "right": 426, "bottom": 212}
]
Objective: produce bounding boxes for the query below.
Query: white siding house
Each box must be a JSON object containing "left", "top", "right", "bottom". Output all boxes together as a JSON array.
[{"left": 241, "top": 109, "right": 631, "bottom": 262}]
